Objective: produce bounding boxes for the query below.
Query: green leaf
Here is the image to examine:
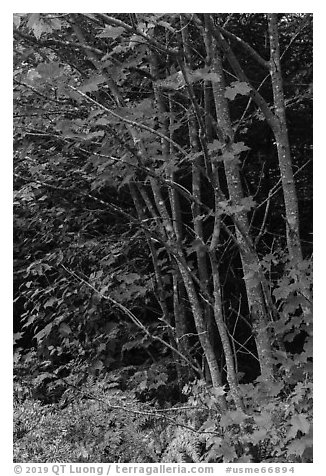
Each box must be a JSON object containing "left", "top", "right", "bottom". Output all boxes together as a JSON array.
[
  {"left": 27, "top": 13, "right": 40, "bottom": 30},
  {"left": 187, "top": 68, "right": 221, "bottom": 83},
  {"left": 155, "top": 71, "right": 185, "bottom": 90},
  {"left": 220, "top": 150, "right": 238, "bottom": 163},
  {"left": 91, "top": 360, "right": 104, "bottom": 372},
  {"left": 207, "top": 140, "right": 224, "bottom": 152},
  {"left": 49, "top": 17, "right": 62, "bottom": 30},
  {"left": 35, "top": 323, "right": 53, "bottom": 343},
  {"left": 36, "top": 62, "right": 62, "bottom": 79},
  {"left": 118, "top": 272, "right": 141, "bottom": 284},
  {"left": 79, "top": 75, "right": 107, "bottom": 93},
  {"left": 186, "top": 238, "right": 207, "bottom": 256},
  {"left": 44, "top": 297, "right": 58, "bottom": 308},
  {"left": 232, "top": 141, "right": 250, "bottom": 154},
  {"left": 157, "top": 20, "right": 176, "bottom": 32},
  {"left": 13, "top": 13, "right": 24, "bottom": 28},
  {"left": 253, "top": 412, "right": 272, "bottom": 429},
  {"left": 225, "top": 81, "right": 251, "bottom": 100},
  {"left": 248, "top": 428, "right": 268, "bottom": 445},
  {"left": 59, "top": 323, "right": 72, "bottom": 336},
  {"left": 220, "top": 441, "right": 237, "bottom": 462},
  {"left": 97, "top": 26, "right": 125, "bottom": 39},
  {"left": 287, "top": 414, "right": 311, "bottom": 438},
  {"left": 27, "top": 15, "right": 53, "bottom": 39},
  {"left": 286, "top": 439, "right": 307, "bottom": 457},
  {"left": 211, "top": 386, "right": 226, "bottom": 398},
  {"left": 219, "top": 196, "right": 256, "bottom": 215},
  {"left": 13, "top": 332, "right": 23, "bottom": 344}
]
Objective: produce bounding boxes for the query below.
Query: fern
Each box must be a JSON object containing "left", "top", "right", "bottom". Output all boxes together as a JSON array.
[
  {"left": 161, "top": 427, "right": 202, "bottom": 463},
  {"left": 14, "top": 386, "right": 162, "bottom": 463}
]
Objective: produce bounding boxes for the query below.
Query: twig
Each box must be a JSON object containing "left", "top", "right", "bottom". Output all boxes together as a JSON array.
[
  {"left": 60, "top": 264, "right": 202, "bottom": 376},
  {"left": 254, "top": 191, "right": 271, "bottom": 246},
  {"left": 215, "top": 24, "right": 270, "bottom": 69},
  {"left": 256, "top": 158, "right": 312, "bottom": 210},
  {"left": 68, "top": 85, "right": 189, "bottom": 159},
  {"left": 56, "top": 372, "right": 221, "bottom": 435}
]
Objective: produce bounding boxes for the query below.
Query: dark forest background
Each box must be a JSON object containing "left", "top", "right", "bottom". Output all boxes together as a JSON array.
[{"left": 13, "top": 13, "right": 312, "bottom": 463}]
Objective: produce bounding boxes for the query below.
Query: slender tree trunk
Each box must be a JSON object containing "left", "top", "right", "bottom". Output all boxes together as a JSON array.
[
  {"left": 175, "top": 253, "right": 226, "bottom": 409},
  {"left": 180, "top": 16, "right": 219, "bottom": 384},
  {"left": 205, "top": 13, "right": 307, "bottom": 269},
  {"left": 130, "top": 184, "right": 168, "bottom": 317},
  {"left": 267, "top": 14, "right": 303, "bottom": 264},
  {"left": 209, "top": 212, "right": 245, "bottom": 410},
  {"left": 205, "top": 18, "right": 274, "bottom": 382},
  {"left": 167, "top": 92, "right": 192, "bottom": 382}
]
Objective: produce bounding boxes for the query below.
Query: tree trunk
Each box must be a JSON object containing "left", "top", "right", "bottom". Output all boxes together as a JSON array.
[
  {"left": 206, "top": 19, "right": 274, "bottom": 382},
  {"left": 267, "top": 14, "right": 303, "bottom": 264}
]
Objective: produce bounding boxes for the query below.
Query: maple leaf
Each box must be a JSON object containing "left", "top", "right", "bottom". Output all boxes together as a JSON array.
[
  {"left": 225, "top": 81, "right": 252, "bottom": 100},
  {"left": 287, "top": 414, "right": 311, "bottom": 439},
  {"left": 97, "top": 26, "right": 125, "bottom": 39}
]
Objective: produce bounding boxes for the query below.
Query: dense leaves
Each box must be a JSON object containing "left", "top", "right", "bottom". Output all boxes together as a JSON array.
[{"left": 14, "top": 13, "right": 312, "bottom": 463}]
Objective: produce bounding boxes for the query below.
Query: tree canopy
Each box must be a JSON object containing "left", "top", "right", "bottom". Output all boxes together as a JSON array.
[{"left": 13, "top": 13, "right": 312, "bottom": 463}]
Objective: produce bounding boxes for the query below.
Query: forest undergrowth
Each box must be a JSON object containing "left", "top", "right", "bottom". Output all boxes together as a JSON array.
[
  {"left": 14, "top": 351, "right": 312, "bottom": 463},
  {"left": 13, "top": 13, "right": 313, "bottom": 464}
]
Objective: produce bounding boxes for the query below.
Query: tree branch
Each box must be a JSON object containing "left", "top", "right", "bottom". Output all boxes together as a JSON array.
[
  {"left": 61, "top": 264, "right": 202, "bottom": 375},
  {"left": 215, "top": 24, "right": 270, "bottom": 69},
  {"left": 14, "top": 28, "right": 105, "bottom": 56},
  {"left": 69, "top": 85, "right": 189, "bottom": 159},
  {"left": 191, "top": 14, "right": 279, "bottom": 133},
  {"left": 92, "top": 13, "right": 180, "bottom": 57}
]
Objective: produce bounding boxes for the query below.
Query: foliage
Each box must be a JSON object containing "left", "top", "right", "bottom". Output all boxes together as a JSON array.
[
  {"left": 13, "top": 12, "right": 312, "bottom": 463},
  {"left": 202, "top": 381, "right": 312, "bottom": 463},
  {"left": 14, "top": 384, "right": 162, "bottom": 463},
  {"left": 14, "top": 370, "right": 312, "bottom": 463},
  {"left": 160, "top": 376, "right": 313, "bottom": 463}
]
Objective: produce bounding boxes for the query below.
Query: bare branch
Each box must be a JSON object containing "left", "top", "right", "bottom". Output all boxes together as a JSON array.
[{"left": 215, "top": 24, "right": 270, "bottom": 69}]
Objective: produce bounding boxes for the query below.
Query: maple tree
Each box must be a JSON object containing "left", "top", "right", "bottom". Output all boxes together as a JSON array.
[{"left": 13, "top": 13, "right": 312, "bottom": 462}]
